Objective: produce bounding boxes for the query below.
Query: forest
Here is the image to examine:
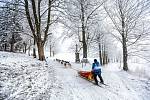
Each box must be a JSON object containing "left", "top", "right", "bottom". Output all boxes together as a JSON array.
[{"left": 0, "top": 0, "right": 150, "bottom": 99}]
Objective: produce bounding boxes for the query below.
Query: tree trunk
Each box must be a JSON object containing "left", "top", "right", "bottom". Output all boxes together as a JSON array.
[
  {"left": 105, "top": 54, "right": 108, "bottom": 64},
  {"left": 33, "top": 39, "right": 36, "bottom": 58},
  {"left": 75, "top": 44, "right": 80, "bottom": 62},
  {"left": 122, "top": 15, "right": 128, "bottom": 71},
  {"left": 37, "top": 41, "right": 45, "bottom": 61},
  {"left": 82, "top": 41, "right": 87, "bottom": 58},
  {"left": 102, "top": 52, "right": 105, "bottom": 65},
  {"left": 24, "top": 44, "right": 27, "bottom": 53},
  {"left": 102, "top": 44, "right": 105, "bottom": 65},
  {"left": 10, "top": 43, "right": 14, "bottom": 52},
  {"left": 81, "top": 0, "right": 87, "bottom": 59},
  {"left": 10, "top": 33, "right": 15, "bottom": 52},
  {"left": 33, "top": 48, "right": 36, "bottom": 58},
  {"left": 122, "top": 36, "right": 128, "bottom": 71},
  {"left": 4, "top": 43, "right": 7, "bottom": 51},
  {"left": 99, "top": 43, "right": 102, "bottom": 65},
  {"left": 103, "top": 45, "right": 106, "bottom": 65},
  {"left": 75, "top": 52, "right": 80, "bottom": 63},
  {"left": 28, "top": 39, "right": 31, "bottom": 56},
  {"left": 53, "top": 51, "right": 54, "bottom": 57},
  {"left": 28, "top": 46, "right": 30, "bottom": 56}
]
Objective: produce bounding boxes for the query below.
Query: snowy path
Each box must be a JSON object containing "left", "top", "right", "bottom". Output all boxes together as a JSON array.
[
  {"left": 48, "top": 59, "right": 150, "bottom": 100},
  {"left": 49, "top": 61, "right": 112, "bottom": 100}
]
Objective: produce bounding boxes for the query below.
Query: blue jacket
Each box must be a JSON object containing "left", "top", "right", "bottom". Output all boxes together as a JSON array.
[{"left": 92, "top": 61, "right": 101, "bottom": 75}]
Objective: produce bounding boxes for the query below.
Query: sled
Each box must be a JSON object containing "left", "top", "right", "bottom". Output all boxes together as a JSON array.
[
  {"left": 78, "top": 71, "right": 109, "bottom": 87},
  {"left": 78, "top": 71, "right": 94, "bottom": 81}
]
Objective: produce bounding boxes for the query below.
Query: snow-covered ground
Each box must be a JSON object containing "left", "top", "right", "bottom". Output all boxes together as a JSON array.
[{"left": 0, "top": 51, "right": 150, "bottom": 100}]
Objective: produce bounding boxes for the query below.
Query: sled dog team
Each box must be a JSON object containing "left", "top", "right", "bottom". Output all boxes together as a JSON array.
[{"left": 56, "top": 58, "right": 104, "bottom": 85}]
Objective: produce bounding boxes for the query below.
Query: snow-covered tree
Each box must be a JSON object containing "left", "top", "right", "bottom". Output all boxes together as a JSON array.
[
  {"left": 61, "top": 0, "right": 107, "bottom": 61},
  {"left": 104, "top": 0, "right": 149, "bottom": 71},
  {"left": 0, "top": 0, "right": 23, "bottom": 52},
  {"left": 23, "top": 0, "right": 60, "bottom": 61}
]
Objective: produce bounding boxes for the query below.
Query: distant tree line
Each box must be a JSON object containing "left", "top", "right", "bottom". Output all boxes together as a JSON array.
[{"left": 0, "top": 0, "right": 150, "bottom": 71}]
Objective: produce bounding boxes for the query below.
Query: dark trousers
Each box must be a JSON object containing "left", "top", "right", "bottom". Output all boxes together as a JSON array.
[{"left": 93, "top": 73, "right": 104, "bottom": 84}]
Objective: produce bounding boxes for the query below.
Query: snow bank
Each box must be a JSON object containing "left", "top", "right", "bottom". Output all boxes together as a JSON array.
[
  {"left": 0, "top": 52, "right": 55, "bottom": 100},
  {"left": 103, "top": 62, "right": 150, "bottom": 79}
]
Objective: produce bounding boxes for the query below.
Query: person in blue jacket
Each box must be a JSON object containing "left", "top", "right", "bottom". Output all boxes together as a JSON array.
[{"left": 92, "top": 59, "right": 104, "bottom": 85}]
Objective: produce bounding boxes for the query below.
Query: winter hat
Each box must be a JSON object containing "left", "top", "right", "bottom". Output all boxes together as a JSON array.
[{"left": 94, "top": 59, "right": 97, "bottom": 63}]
